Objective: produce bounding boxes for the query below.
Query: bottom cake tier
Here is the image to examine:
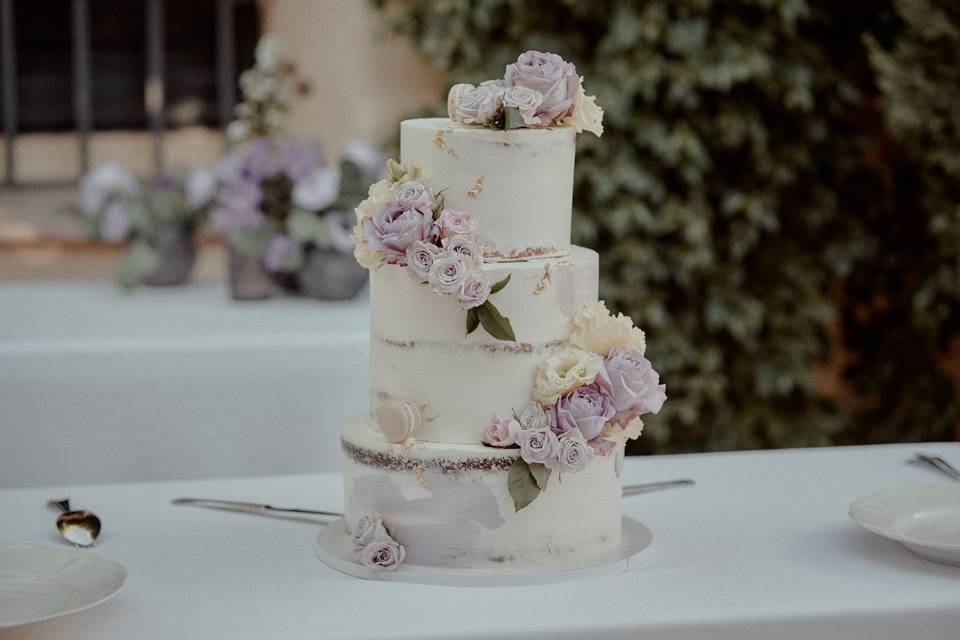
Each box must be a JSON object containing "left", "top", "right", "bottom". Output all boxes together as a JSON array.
[{"left": 339, "top": 413, "right": 624, "bottom": 568}]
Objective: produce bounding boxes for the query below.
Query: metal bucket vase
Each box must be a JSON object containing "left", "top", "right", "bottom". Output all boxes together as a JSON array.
[
  {"left": 297, "top": 248, "right": 368, "bottom": 300},
  {"left": 144, "top": 227, "right": 196, "bottom": 286}
]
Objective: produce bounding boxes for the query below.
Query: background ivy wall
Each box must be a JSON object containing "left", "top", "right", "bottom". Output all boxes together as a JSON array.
[{"left": 373, "top": 0, "right": 960, "bottom": 452}]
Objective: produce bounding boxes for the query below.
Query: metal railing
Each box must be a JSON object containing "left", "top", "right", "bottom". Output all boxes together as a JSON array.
[{"left": 0, "top": 0, "right": 244, "bottom": 187}]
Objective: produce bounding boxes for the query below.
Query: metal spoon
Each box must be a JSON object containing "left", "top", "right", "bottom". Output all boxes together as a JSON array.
[
  {"left": 910, "top": 453, "right": 960, "bottom": 480},
  {"left": 48, "top": 498, "right": 101, "bottom": 547}
]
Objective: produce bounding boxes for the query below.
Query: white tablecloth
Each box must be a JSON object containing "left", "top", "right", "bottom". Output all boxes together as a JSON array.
[
  {"left": 1, "top": 443, "right": 958, "bottom": 639},
  {"left": 0, "top": 282, "right": 369, "bottom": 488}
]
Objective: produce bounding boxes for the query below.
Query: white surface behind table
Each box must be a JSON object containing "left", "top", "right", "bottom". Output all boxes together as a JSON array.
[
  {"left": 0, "top": 443, "right": 957, "bottom": 639},
  {"left": 0, "top": 282, "right": 369, "bottom": 488}
]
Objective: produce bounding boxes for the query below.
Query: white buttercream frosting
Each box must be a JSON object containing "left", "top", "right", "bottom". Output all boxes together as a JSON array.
[
  {"left": 400, "top": 118, "right": 575, "bottom": 261},
  {"left": 370, "top": 247, "right": 599, "bottom": 443},
  {"left": 341, "top": 413, "right": 623, "bottom": 568}
]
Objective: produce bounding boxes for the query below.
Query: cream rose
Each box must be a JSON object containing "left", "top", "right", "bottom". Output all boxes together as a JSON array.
[
  {"left": 562, "top": 82, "right": 604, "bottom": 138},
  {"left": 569, "top": 301, "right": 646, "bottom": 356},
  {"left": 532, "top": 347, "right": 605, "bottom": 405},
  {"left": 352, "top": 222, "right": 383, "bottom": 269},
  {"left": 602, "top": 416, "right": 644, "bottom": 446}
]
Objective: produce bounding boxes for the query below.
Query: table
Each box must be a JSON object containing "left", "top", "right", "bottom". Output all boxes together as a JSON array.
[
  {"left": 1, "top": 442, "right": 958, "bottom": 639},
  {"left": 0, "top": 282, "right": 369, "bottom": 488}
]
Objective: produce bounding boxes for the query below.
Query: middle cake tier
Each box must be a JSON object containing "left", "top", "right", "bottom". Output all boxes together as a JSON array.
[{"left": 370, "top": 246, "right": 598, "bottom": 444}]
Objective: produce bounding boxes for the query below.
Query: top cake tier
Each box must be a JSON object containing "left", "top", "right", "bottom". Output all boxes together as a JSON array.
[{"left": 400, "top": 118, "right": 575, "bottom": 261}]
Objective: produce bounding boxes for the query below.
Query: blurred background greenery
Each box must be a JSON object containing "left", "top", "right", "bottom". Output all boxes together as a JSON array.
[{"left": 373, "top": 0, "right": 960, "bottom": 452}]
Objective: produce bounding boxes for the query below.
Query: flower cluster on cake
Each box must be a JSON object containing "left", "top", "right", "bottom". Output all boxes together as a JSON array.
[{"left": 324, "top": 51, "right": 666, "bottom": 578}]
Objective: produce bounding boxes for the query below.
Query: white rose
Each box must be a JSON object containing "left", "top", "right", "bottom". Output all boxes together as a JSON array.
[
  {"left": 355, "top": 178, "right": 395, "bottom": 221},
  {"left": 352, "top": 222, "right": 383, "bottom": 269},
  {"left": 452, "top": 85, "right": 500, "bottom": 125},
  {"left": 562, "top": 82, "right": 604, "bottom": 138},
  {"left": 447, "top": 83, "right": 475, "bottom": 120},
  {"left": 518, "top": 402, "right": 550, "bottom": 430},
  {"left": 557, "top": 429, "right": 594, "bottom": 474},
  {"left": 569, "top": 301, "right": 645, "bottom": 357},
  {"left": 405, "top": 240, "right": 440, "bottom": 281},
  {"left": 532, "top": 347, "right": 605, "bottom": 405},
  {"left": 428, "top": 250, "right": 468, "bottom": 294},
  {"left": 254, "top": 33, "right": 284, "bottom": 72},
  {"left": 394, "top": 181, "right": 433, "bottom": 207},
  {"left": 79, "top": 163, "right": 138, "bottom": 216},
  {"left": 440, "top": 235, "right": 482, "bottom": 267},
  {"left": 293, "top": 166, "right": 340, "bottom": 211},
  {"left": 503, "top": 86, "right": 544, "bottom": 126}
]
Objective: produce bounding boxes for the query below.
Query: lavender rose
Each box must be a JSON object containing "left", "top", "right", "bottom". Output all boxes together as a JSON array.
[
  {"left": 484, "top": 415, "right": 521, "bottom": 447},
  {"left": 351, "top": 514, "right": 383, "bottom": 549},
  {"left": 405, "top": 240, "right": 440, "bottom": 282},
  {"left": 457, "top": 272, "right": 492, "bottom": 309},
  {"left": 436, "top": 208, "right": 478, "bottom": 239},
  {"left": 554, "top": 382, "right": 615, "bottom": 442},
  {"left": 394, "top": 181, "right": 434, "bottom": 207},
  {"left": 601, "top": 347, "right": 667, "bottom": 419},
  {"left": 557, "top": 429, "right": 593, "bottom": 474},
  {"left": 428, "top": 251, "right": 468, "bottom": 294},
  {"left": 504, "top": 51, "right": 579, "bottom": 124},
  {"left": 518, "top": 428, "right": 561, "bottom": 469},
  {"left": 361, "top": 533, "right": 406, "bottom": 571},
  {"left": 451, "top": 84, "right": 501, "bottom": 125},
  {"left": 363, "top": 201, "right": 437, "bottom": 265},
  {"left": 441, "top": 235, "right": 483, "bottom": 266}
]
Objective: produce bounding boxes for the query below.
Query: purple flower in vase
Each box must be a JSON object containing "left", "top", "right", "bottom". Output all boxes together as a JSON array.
[
  {"left": 243, "top": 138, "right": 282, "bottom": 182},
  {"left": 212, "top": 181, "right": 264, "bottom": 231},
  {"left": 280, "top": 140, "right": 324, "bottom": 182},
  {"left": 263, "top": 234, "right": 298, "bottom": 272},
  {"left": 325, "top": 211, "right": 356, "bottom": 253},
  {"left": 504, "top": 51, "right": 579, "bottom": 125},
  {"left": 554, "top": 382, "right": 614, "bottom": 442},
  {"left": 601, "top": 347, "right": 667, "bottom": 421},
  {"left": 99, "top": 200, "right": 131, "bottom": 242},
  {"left": 363, "top": 201, "right": 437, "bottom": 265}
]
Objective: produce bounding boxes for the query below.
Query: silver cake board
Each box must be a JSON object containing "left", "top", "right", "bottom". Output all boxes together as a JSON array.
[{"left": 315, "top": 516, "right": 652, "bottom": 587}]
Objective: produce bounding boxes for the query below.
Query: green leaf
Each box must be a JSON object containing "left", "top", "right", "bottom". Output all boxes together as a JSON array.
[
  {"left": 507, "top": 458, "right": 541, "bottom": 512},
  {"left": 528, "top": 463, "right": 551, "bottom": 490},
  {"left": 504, "top": 106, "right": 527, "bottom": 130},
  {"left": 433, "top": 193, "right": 445, "bottom": 219},
  {"left": 478, "top": 300, "right": 516, "bottom": 341},
  {"left": 490, "top": 274, "right": 511, "bottom": 295},
  {"left": 386, "top": 159, "right": 404, "bottom": 182},
  {"left": 465, "top": 307, "right": 480, "bottom": 335}
]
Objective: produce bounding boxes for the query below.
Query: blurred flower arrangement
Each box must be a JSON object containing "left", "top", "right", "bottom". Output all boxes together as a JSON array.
[
  {"left": 70, "top": 163, "right": 215, "bottom": 288},
  {"left": 215, "top": 34, "right": 384, "bottom": 299}
]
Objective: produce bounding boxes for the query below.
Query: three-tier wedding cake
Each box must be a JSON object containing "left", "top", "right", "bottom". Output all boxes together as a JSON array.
[{"left": 333, "top": 52, "right": 666, "bottom": 576}]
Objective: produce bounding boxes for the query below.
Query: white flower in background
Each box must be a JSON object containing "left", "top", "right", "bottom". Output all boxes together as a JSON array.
[
  {"left": 263, "top": 106, "right": 285, "bottom": 131},
  {"left": 562, "top": 82, "right": 604, "bottom": 137},
  {"left": 451, "top": 84, "right": 501, "bottom": 125},
  {"left": 428, "top": 250, "right": 469, "bottom": 294},
  {"left": 185, "top": 169, "right": 217, "bottom": 209},
  {"left": 568, "top": 301, "right": 645, "bottom": 357},
  {"left": 254, "top": 33, "right": 284, "bottom": 72},
  {"left": 292, "top": 166, "right": 341, "bottom": 211},
  {"left": 226, "top": 120, "right": 251, "bottom": 143},
  {"left": 532, "top": 347, "right": 605, "bottom": 405},
  {"left": 98, "top": 200, "right": 131, "bottom": 242},
  {"left": 239, "top": 69, "right": 276, "bottom": 103},
  {"left": 325, "top": 211, "right": 356, "bottom": 253},
  {"left": 503, "top": 86, "right": 544, "bottom": 126},
  {"left": 342, "top": 138, "right": 386, "bottom": 175},
  {"left": 79, "top": 163, "right": 138, "bottom": 216}
]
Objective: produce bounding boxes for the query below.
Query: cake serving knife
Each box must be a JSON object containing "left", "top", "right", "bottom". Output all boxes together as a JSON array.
[{"left": 172, "top": 479, "right": 695, "bottom": 520}]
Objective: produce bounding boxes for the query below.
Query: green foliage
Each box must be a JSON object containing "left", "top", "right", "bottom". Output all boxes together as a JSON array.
[{"left": 374, "top": 0, "right": 960, "bottom": 451}]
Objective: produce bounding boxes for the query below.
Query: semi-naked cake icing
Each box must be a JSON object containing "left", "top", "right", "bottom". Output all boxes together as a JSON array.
[{"left": 335, "top": 51, "right": 666, "bottom": 575}]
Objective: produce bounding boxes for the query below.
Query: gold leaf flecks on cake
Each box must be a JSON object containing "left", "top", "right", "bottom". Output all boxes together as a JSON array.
[
  {"left": 467, "top": 176, "right": 485, "bottom": 197},
  {"left": 534, "top": 264, "right": 552, "bottom": 295},
  {"left": 434, "top": 126, "right": 458, "bottom": 158},
  {"left": 412, "top": 463, "right": 427, "bottom": 487}
]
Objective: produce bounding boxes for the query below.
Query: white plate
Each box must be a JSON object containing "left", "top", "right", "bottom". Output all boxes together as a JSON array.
[
  {"left": 0, "top": 544, "right": 127, "bottom": 629},
  {"left": 850, "top": 483, "right": 960, "bottom": 566},
  {"left": 316, "top": 516, "right": 653, "bottom": 587}
]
